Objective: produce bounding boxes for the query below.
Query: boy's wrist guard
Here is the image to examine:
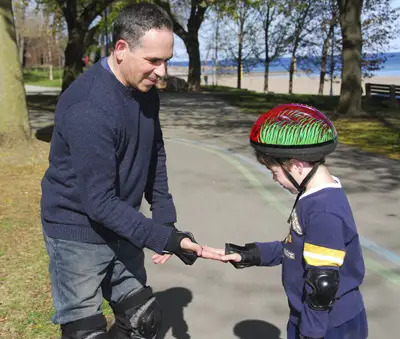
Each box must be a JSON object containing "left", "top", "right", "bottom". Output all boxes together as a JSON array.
[
  {"left": 163, "top": 230, "right": 198, "bottom": 265},
  {"left": 225, "top": 243, "right": 261, "bottom": 269}
]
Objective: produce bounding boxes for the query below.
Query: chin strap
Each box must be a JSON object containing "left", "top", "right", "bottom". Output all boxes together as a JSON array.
[{"left": 277, "top": 159, "right": 323, "bottom": 224}]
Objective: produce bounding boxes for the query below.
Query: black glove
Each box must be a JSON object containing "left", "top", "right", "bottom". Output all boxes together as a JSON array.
[
  {"left": 163, "top": 229, "right": 198, "bottom": 265},
  {"left": 225, "top": 242, "right": 261, "bottom": 269}
]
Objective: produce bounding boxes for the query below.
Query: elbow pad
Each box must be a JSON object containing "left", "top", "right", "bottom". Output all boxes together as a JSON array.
[
  {"left": 305, "top": 269, "right": 339, "bottom": 311},
  {"left": 225, "top": 243, "right": 261, "bottom": 269}
]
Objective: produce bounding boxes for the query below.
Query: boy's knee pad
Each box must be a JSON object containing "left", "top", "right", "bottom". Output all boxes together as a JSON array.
[
  {"left": 61, "top": 314, "right": 107, "bottom": 339},
  {"left": 110, "top": 286, "right": 162, "bottom": 339}
]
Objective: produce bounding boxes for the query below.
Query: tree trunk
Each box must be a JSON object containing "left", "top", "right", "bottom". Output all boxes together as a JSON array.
[
  {"left": 263, "top": 20, "right": 270, "bottom": 93},
  {"left": 237, "top": 38, "right": 243, "bottom": 89},
  {"left": 185, "top": 35, "right": 201, "bottom": 91},
  {"left": 0, "top": 0, "right": 31, "bottom": 145},
  {"left": 62, "top": 27, "right": 85, "bottom": 92},
  {"left": 318, "top": 33, "right": 331, "bottom": 95},
  {"left": 214, "top": 18, "right": 219, "bottom": 86},
  {"left": 337, "top": 0, "right": 363, "bottom": 115},
  {"left": 288, "top": 54, "right": 295, "bottom": 94},
  {"left": 58, "top": 0, "right": 115, "bottom": 92},
  {"left": 264, "top": 60, "right": 270, "bottom": 93}
]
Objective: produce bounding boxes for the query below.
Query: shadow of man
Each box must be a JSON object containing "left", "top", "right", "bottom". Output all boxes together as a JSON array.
[
  {"left": 234, "top": 319, "right": 282, "bottom": 339},
  {"left": 155, "top": 287, "right": 193, "bottom": 339}
]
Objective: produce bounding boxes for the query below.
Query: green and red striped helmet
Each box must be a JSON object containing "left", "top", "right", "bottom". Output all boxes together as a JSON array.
[{"left": 250, "top": 103, "right": 337, "bottom": 161}]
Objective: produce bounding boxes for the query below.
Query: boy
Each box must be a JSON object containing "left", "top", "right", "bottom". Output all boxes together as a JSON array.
[{"left": 202, "top": 104, "right": 368, "bottom": 339}]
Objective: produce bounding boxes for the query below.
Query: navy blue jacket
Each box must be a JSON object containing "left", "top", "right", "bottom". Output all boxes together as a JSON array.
[
  {"left": 256, "top": 179, "right": 365, "bottom": 338},
  {"left": 41, "top": 60, "right": 176, "bottom": 253}
]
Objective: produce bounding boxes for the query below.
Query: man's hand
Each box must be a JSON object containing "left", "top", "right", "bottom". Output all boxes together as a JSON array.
[
  {"left": 152, "top": 235, "right": 202, "bottom": 265},
  {"left": 152, "top": 253, "right": 172, "bottom": 264},
  {"left": 180, "top": 237, "right": 202, "bottom": 256}
]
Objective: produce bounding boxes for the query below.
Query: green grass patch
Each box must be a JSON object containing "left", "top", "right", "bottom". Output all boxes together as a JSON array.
[
  {"left": 335, "top": 119, "right": 400, "bottom": 159},
  {"left": 23, "top": 68, "right": 63, "bottom": 87},
  {"left": 204, "top": 86, "right": 400, "bottom": 160}
]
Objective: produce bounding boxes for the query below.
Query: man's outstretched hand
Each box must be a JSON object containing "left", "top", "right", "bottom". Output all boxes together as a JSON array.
[
  {"left": 152, "top": 253, "right": 172, "bottom": 264},
  {"left": 153, "top": 231, "right": 202, "bottom": 265}
]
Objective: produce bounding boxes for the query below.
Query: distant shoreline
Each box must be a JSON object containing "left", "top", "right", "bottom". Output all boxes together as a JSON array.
[{"left": 168, "top": 66, "right": 400, "bottom": 96}]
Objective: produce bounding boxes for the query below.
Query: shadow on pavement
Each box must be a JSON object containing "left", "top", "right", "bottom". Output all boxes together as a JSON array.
[
  {"left": 35, "top": 124, "right": 53, "bottom": 143},
  {"left": 233, "top": 319, "right": 282, "bottom": 339},
  {"left": 155, "top": 287, "right": 192, "bottom": 339}
]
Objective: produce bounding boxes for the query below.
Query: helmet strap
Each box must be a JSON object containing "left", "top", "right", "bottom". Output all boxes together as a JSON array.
[{"left": 277, "top": 160, "right": 322, "bottom": 223}]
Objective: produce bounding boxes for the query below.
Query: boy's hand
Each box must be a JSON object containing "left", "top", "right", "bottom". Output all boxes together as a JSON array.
[
  {"left": 201, "top": 245, "right": 242, "bottom": 262},
  {"left": 225, "top": 243, "right": 261, "bottom": 268}
]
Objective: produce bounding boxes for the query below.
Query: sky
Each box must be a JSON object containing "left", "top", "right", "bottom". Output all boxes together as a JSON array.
[
  {"left": 171, "top": 0, "right": 400, "bottom": 62},
  {"left": 392, "top": 0, "right": 400, "bottom": 51}
]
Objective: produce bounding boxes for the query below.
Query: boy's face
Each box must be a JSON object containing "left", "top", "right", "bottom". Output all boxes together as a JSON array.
[{"left": 266, "top": 164, "right": 299, "bottom": 194}]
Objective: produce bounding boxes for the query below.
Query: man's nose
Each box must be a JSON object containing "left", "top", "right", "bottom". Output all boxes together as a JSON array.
[{"left": 154, "top": 61, "right": 167, "bottom": 78}]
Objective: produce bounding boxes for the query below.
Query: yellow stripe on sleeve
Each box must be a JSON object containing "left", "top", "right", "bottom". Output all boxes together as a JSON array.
[{"left": 303, "top": 242, "right": 346, "bottom": 267}]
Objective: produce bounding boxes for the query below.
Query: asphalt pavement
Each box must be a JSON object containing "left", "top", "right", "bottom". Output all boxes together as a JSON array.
[{"left": 27, "top": 87, "right": 400, "bottom": 339}]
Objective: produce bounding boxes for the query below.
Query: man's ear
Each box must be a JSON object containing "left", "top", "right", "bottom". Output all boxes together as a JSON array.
[{"left": 114, "top": 40, "right": 129, "bottom": 61}]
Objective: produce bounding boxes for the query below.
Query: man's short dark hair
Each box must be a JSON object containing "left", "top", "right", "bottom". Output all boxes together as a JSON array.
[{"left": 112, "top": 3, "right": 173, "bottom": 49}]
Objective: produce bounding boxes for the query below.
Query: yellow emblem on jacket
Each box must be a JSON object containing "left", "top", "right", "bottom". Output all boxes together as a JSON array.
[{"left": 291, "top": 211, "right": 303, "bottom": 236}]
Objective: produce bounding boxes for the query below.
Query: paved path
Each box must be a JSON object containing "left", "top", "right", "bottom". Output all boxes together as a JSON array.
[{"left": 28, "top": 88, "right": 400, "bottom": 338}]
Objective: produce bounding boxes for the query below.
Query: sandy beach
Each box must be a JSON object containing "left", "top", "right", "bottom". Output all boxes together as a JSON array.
[{"left": 168, "top": 66, "right": 400, "bottom": 96}]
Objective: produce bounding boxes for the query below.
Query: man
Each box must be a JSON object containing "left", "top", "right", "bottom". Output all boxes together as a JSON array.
[{"left": 41, "top": 3, "right": 201, "bottom": 338}]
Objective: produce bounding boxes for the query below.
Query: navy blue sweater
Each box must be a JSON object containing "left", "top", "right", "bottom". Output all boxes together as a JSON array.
[
  {"left": 256, "top": 180, "right": 365, "bottom": 338},
  {"left": 41, "top": 60, "right": 176, "bottom": 253}
]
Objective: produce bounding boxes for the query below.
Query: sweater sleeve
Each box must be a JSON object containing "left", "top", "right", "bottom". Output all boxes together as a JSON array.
[
  {"left": 144, "top": 102, "right": 177, "bottom": 225},
  {"left": 299, "top": 211, "right": 346, "bottom": 338},
  {"left": 255, "top": 241, "right": 284, "bottom": 266},
  {"left": 63, "top": 102, "right": 173, "bottom": 254}
]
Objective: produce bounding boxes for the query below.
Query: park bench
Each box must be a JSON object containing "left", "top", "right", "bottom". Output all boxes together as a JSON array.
[{"left": 365, "top": 83, "right": 400, "bottom": 105}]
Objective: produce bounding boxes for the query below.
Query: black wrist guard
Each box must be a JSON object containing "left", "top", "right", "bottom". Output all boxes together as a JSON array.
[
  {"left": 163, "top": 222, "right": 176, "bottom": 229},
  {"left": 300, "top": 335, "right": 324, "bottom": 339},
  {"left": 164, "top": 230, "right": 198, "bottom": 265},
  {"left": 225, "top": 243, "right": 261, "bottom": 269}
]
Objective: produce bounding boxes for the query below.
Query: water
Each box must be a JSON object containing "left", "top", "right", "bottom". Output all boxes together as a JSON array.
[{"left": 170, "top": 52, "right": 400, "bottom": 77}]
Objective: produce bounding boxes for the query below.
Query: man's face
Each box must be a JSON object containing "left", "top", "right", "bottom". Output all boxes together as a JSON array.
[{"left": 117, "top": 28, "right": 173, "bottom": 92}]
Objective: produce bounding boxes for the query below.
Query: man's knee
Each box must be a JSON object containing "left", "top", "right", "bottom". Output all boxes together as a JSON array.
[
  {"left": 61, "top": 314, "right": 107, "bottom": 339},
  {"left": 110, "top": 286, "right": 162, "bottom": 339}
]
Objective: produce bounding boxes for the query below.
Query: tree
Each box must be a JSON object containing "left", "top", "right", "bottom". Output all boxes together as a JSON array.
[
  {"left": 284, "top": 0, "right": 313, "bottom": 94},
  {"left": 254, "top": 0, "right": 289, "bottom": 93},
  {"left": 315, "top": 0, "right": 339, "bottom": 95},
  {"left": 294, "top": 0, "right": 340, "bottom": 95},
  {"left": 337, "top": 0, "right": 363, "bottom": 115},
  {"left": 37, "top": 0, "right": 116, "bottom": 91},
  {"left": 216, "top": 0, "right": 259, "bottom": 89},
  {"left": 361, "top": 0, "right": 400, "bottom": 77},
  {"left": 155, "top": 0, "right": 210, "bottom": 91},
  {"left": 0, "top": 0, "right": 31, "bottom": 145}
]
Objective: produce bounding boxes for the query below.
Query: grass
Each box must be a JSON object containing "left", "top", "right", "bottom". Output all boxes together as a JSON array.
[
  {"left": 23, "top": 68, "right": 63, "bottom": 87},
  {"left": 203, "top": 86, "right": 400, "bottom": 160},
  {"left": 0, "top": 141, "right": 114, "bottom": 338},
  {"left": 0, "top": 141, "right": 59, "bottom": 338}
]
